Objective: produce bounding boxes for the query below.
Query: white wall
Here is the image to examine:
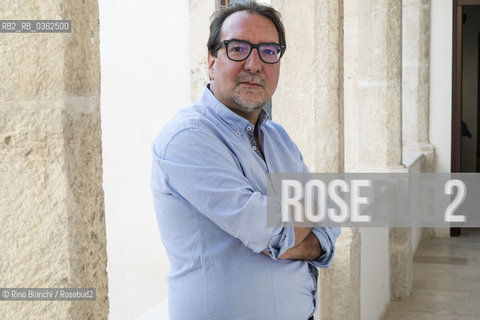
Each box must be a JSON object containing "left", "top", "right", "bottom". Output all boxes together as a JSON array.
[
  {"left": 360, "top": 228, "right": 390, "bottom": 320},
  {"left": 429, "top": 0, "right": 454, "bottom": 238},
  {"left": 99, "top": 1, "right": 190, "bottom": 319},
  {"left": 429, "top": 0, "right": 452, "bottom": 173}
]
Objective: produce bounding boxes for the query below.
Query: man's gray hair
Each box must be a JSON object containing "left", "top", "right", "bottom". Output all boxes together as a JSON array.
[{"left": 207, "top": 1, "right": 286, "bottom": 57}]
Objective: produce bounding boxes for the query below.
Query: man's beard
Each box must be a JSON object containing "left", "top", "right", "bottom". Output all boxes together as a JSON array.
[{"left": 233, "top": 73, "right": 266, "bottom": 111}]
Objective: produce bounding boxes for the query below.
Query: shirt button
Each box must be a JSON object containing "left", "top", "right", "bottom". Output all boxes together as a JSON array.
[
  {"left": 252, "top": 146, "right": 257, "bottom": 151},
  {"left": 247, "top": 126, "right": 252, "bottom": 131},
  {"left": 236, "top": 131, "right": 241, "bottom": 136}
]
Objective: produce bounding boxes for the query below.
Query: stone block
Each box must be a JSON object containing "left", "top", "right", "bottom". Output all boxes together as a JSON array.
[{"left": 0, "top": 0, "right": 108, "bottom": 318}]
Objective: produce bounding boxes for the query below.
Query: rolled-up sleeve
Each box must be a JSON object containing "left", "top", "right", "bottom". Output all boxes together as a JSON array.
[
  {"left": 264, "top": 227, "right": 295, "bottom": 260},
  {"left": 310, "top": 227, "right": 341, "bottom": 268}
]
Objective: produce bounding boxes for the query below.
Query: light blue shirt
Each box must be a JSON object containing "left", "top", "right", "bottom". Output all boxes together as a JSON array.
[{"left": 151, "top": 86, "right": 341, "bottom": 320}]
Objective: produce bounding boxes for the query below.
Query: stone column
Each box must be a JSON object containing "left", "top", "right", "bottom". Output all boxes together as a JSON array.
[
  {"left": 402, "top": 0, "right": 436, "bottom": 263},
  {"left": 344, "top": 0, "right": 413, "bottom": 303},
  {"left": 320, "top": 229, "right": 361, "bottom": 320},
  {"left": 190, "top": 0, "right": 216, "bottom": 102},
  {"left": 345, "top": 0, "right": 404, "bottom": 172},
  {"left": 390, "top": 228, "right": 413, "bottom": 300},
  {"left": 0, "top": 1, "right": 108, "bottom": 319},
  {"left": 271, "top": 0, "right": 343, "bottom": 173},
  {"left": 271, "top": 1, "right": 361, "bottom": 319},
  {"left": 402, "top": 0, "right": 434, "bottom": 172}
]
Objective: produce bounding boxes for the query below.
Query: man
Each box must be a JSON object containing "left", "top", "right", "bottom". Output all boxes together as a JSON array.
[{"left": 151, "top": 2, "right": 340, "bottom": 319}]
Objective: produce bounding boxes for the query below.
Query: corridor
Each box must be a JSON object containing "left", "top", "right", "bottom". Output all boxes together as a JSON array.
[{"left": 383, "top": 228, "right": 480, "bottom": 319}]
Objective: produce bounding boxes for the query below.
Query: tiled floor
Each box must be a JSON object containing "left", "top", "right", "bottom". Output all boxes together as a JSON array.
[{"left": 383, "top": 228, "right": 480, "bottom": 320}]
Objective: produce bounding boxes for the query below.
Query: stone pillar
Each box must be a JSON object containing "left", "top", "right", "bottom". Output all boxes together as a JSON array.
[
  {"left": 271, "top": 1, "right": 361, "bottom": 319},
  {"left": 344, "top": 0, "right": 404, "bottom": 172},
  {"left": 402, "top": 0, "right": 436, "bottom": 255},
  {"left": 271, "top": 0, "right": 343, "bottom": 173},
  {"left": 190, "top": 0, "right": 216, "bottom": 102},
  {"left": 0, "top": 1, "right": 108, "bottom": 319},
  {"left": 402, "top": 0, "right": 434, "bottom": 172},
  {"left": 389, "top": 228, "right": 413, "bottom": 300},
  {"left": 344, "top": 0, "right": 413, "bottom": 303},
  {"left": 395, "top": 0, "right": 434, "bottom": 300},
  {"left": 319, "top": 229, "right": 361, "bottom": 320}
]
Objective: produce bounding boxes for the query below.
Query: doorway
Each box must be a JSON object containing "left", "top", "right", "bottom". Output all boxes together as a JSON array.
[
  {"left": 461, "top": 6, "right": 480, "bottom": 172},
  {"left": 451, "top": 0, "right": 480, "bottom": 236}
]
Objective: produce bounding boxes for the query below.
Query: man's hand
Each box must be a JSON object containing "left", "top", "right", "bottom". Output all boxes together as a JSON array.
[
  {"left": 293, "top": 227, "right": 312, "bottom": 246},
  {"left": 279, "top": 232, "right": 322, "bottom": 261},
  {"left": 261, "top": 228, "right": 322, "bottom": 261}
]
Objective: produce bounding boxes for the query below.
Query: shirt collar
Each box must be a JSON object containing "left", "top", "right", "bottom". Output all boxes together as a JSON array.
[{"left": 201, "top": 84, "right": 270, "bottom": 133}]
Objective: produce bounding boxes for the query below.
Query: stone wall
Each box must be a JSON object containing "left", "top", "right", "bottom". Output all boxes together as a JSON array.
[
  {"left": 272, "top": 0, "right": 343, "bottom": 173},
  {"left": 0, "top": 1, "right": 108, "bottom": 319},
  {"left": 190, "top": 0, "right": 216, "bottom": 101},
  {"left": 402, "top": 0, "right": 434, "bottom": 171}
]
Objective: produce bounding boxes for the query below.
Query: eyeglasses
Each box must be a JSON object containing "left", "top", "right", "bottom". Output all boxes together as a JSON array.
[{"left": 216, "top": 39, "right": 286, "bottom": 64}]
